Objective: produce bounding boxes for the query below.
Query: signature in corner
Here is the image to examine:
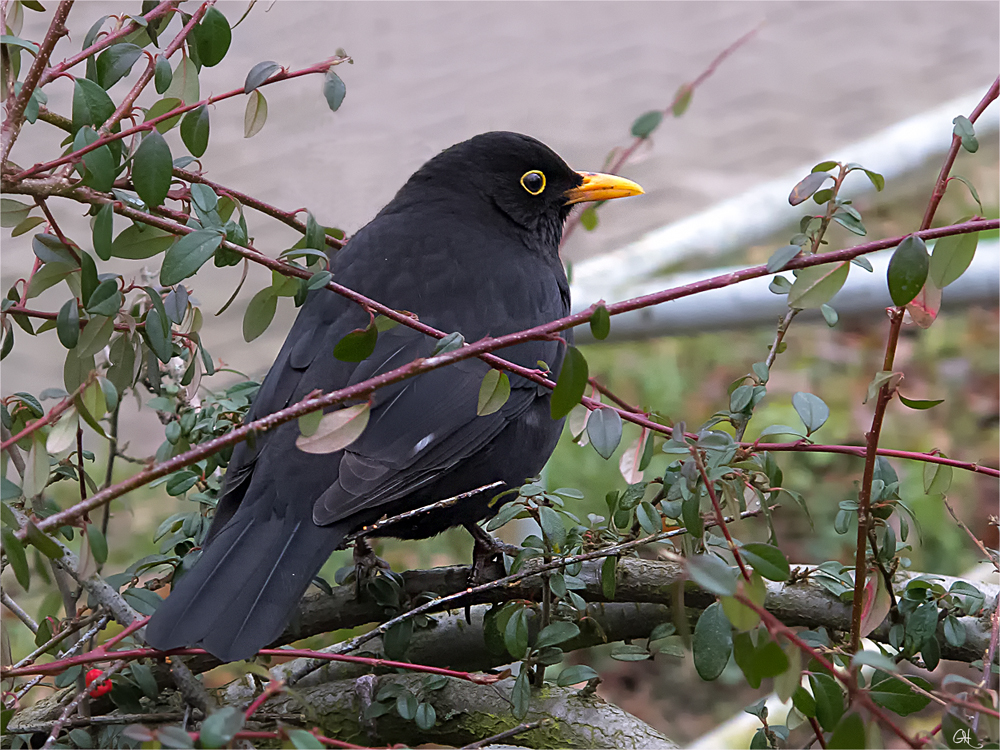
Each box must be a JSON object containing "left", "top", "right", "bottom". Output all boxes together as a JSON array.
[{"left": 953, "top": 728, "right": 983, "bottom": 748}]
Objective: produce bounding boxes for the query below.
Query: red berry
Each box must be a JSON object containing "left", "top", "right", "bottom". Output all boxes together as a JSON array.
[{"left": 85, "top": 668, "right": 112, "bottom": 698}]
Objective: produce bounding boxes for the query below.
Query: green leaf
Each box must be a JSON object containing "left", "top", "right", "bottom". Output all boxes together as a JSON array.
[
  {"left": 550, "top": 345, "right": 588, "bottom": 420},
  {"left": 587, "top": 406, "right": 622, "bottom": 460},
  {"left": 787, "top": 262, "right": 849, "bottom": 309},
  {"left": 193, "top": 7, "right": 231, "bottom": 67},
  {"left": 160, "top": 229, "right": 223, "bottom": 286},
  {"left": 144, "top": 96, "right": 184, "bottom": 133},
  {"left": 111, "top": 224, "right": 175, "bottom": 259},
  {"left": 2, "top": 527, "right": 30, "bottom": 590},
  {"left": 56, "top": 298, "right": 80, "bottom": 349},
  {"left": 432, "top": 331, "right": 464, "bottom": 355},
  {"left": 93, "top": 203, "right": 113, "bottom": 260},
  {"left": 244, "top": 60, "right": 280, "bottom": 93},
  {"left": 1, "top": 35, "right": 40, "bottom": 55},
  {"left": 929, "top": 232, "right": 978, "bottom": 288},
  {"left": 952, "top": 114, "right": 978, "bottom": 153},
  {"left": 688, "top": 554, "right": 737, "bottom": 596},
  {"left": 46, "top": 407, "right": 79, "bottom": 454},
  {"left": 832, "top": 209, "right": 867, "bottom": 236},
  {"left": 630, "top": 110, "right": 662, "bottom": 138},
  {"left": 809, "top": 672, "right": 844, "bottom": 731},
  {"left": 323, "top": 69, "right": 347, "bottom": 111},
  {"left": 535, "top": 621, "right": 580, "bottom": 649},
  {"left": 672, "top": 84, "right": 693, "bottom": 116},
  {"left": 154, "top": 54, "right": 172, "bottom": 94},
  {"left": 86, "top": 523, "right": 108, "bottom": 564},
  {"left": 504, "top": 606, "right": 529, "bottom": 659},
  {"left": 72, "top": 78, "right": 115, "bottom": 130},
  {"left": 242, "top": 287, "right": 277, "bottom": 342},
  {"left": 580, "top": 206, "right": 599, "bottom": 231},
  {"left": 868, "top": 671, "right": 932, "bottom": 716},
  {"left": 511, "top": 669, "right": 531, "bottom": 720},
  {"left": 0, "top": 198, "right": 32, "bottom": 227},
  {"left": 538, "top": 505, "right": 566, "bottom": 552},
  {"left": 820, "top": 303, "right": 838, "bottom": 327},
  {"left": 164, "top": 55, "right": 199, "bottom": 104},
  {"left": 286, "top": 729, "right": 324, "bottom": 749},
  {"left": 556, "top": 664, "right": 599, "bottom": 686},
  {"left": 333, "top": 321, "right": 377, "bottom": 362},
  {"left": 198, "top": 706, "right": 244, "bottom": 749},
  {"left": 180, "top": 105, "right": 210, "bottom": 157},
  {"left": 636, "top": 501, "right": 661, "bottom": 535},
  {"left": 741, "top": 543, "right": 789, "bottom": 581},
  {"left": 923, "top": 461, "right": 953, "bottom": 495},
  {"left": 897, "top": 393, "right": 943, "bottom": 410},
  {"left": 827, "top": 712, "right": 865, "bottom": 750},
  {"left": 144, "top": 307, "right": 172, "bottom": 363},
  {"left": 244, "top": 89, "right": 267, "bottom": 138},
  {"left": 792, "top": 391, "right": 829, "bottom": 435},
  {"left": 887, "top": 234, "right": 929, "bottom": 307},
  {"left": 24, "top": 520, "right": 63, "bottom": 560},
  {"left": 132, "top": 130, "right": 173, "bottom": 208},
  {"left": 96, "top": 43, "right": 142, "bottom": 89},
  {"left": 86, "top": 279, "right": 122, "bottom": 317},
  {"left": 693, "top": 602, "right": 732, "bottom": 681},
  {"left": 589, "top": 304, "right": 610, "bottom": 340},
  {"left": 767, "top": 244, "right": 800, "bottom": 272},
  {"left": 601, "top": 555, "right": 617, "bottom": 599},
  {"left": 414, "top": 702, "right": 436, "bottom": 731},
  {"left": 477, "top": 369, "right": 511, "bottom": 416},
  {"left": 789, "top": 172, "right": 831, "bottom": 205},
  {"left": 383, "top": 619, "right": 413, "bottom": 660},
  {"left": 295, "top": 403, "right": 370, "bottom": 454}
]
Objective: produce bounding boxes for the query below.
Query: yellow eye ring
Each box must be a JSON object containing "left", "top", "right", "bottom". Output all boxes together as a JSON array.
[{"left": 520, "top": 170, "right": 546, "bottom": 195}]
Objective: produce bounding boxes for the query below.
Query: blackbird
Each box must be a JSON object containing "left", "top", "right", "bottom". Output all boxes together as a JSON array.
[{"left": 144, "top": 131, "right": 643, "bottom": 661}]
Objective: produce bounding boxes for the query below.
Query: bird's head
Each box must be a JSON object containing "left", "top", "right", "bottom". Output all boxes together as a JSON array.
[{"left": 399, "top": 131, "right": 643, "bottom": 240}]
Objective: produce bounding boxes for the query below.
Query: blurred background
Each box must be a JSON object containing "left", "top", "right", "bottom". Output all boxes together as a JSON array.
[{"left": 4, "top": 2, "right": 999, "bottom": 745}]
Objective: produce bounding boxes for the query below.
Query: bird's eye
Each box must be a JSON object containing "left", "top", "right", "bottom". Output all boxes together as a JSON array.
[{"left": 520, "top": 170, "right": 546, "bottom": 195}]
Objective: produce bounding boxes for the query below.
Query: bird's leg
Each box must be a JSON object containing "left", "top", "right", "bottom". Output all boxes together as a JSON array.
[
  {"left": 464, "top": 522, "right": 518, "bottom": 584},
  {"left": 352, "top": 537, "right": 393, "bottom": 598}
]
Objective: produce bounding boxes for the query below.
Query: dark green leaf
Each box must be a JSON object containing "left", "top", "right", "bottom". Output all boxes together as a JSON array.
[
  {"left": 144, "top": 96, "right": 184, "bottom": 133},
  {"left": 693, "top": 602, "right": 732, "bottom": 681},
  {"left": 630, "top": 110, "right": 662, "bottom": 138},
  {"left": 431, "top": 331, "right": 464, "bottom": 355},
  {"left": 504, "top": 606, "right": 529, "bottom": 659},
  {"left": 132, "top": 130, "right": 173, "bottom": 208},
  {"left": 535, "top": 621, "right": 580, "bottom": 649},
  {"left": 887, "top": 234, "right": 929, "bottom": 307},
  {"left": 556, "top": 664, "right": 599, "bottom": 686},
  {"left": 589, "top": 303, "right": 610, "bottom": 339},
  {"left": 193, "top": 7, "right": 231, "bottom": 67},
  {"left": 0, "top": 197, "right": 31, "bottom": 227},
  {"left": 897, "top": 394, "right": 943, "bottom": 410},
  {"left": 868, "top": 671, "right": 932, "bottom": 715},
  {"left": 414, "top": 702, "right": 436, "bottom": 731},
  {"left": 550, "top": 345, "right": 588, "bottom": 420},
  {"left": 688, "top": 554, "right": 737, "bottom": 596},
  {"left": 56, "top": 298, "right": 80, "bottom": 349},
  {"left": 244, "top": 60, "right": 280, "bottom": 93},
  {"left": 24, "top": 521, "right": 63, "bottom": 560},
  {"left": 832, "top": 209, "right": 867, "bottom": 236},
  {"left": 144, "top": 307, "right": 172, "bottom": 363},
  {"left": 383, "top": 619, "right": 413, "bottom": 660},
  {"left": 241, "top": 288, "right": 277, "bottom": 343},
  {"left": 741, "top": 543, "right": 789, "bottom": 581},
  {"left": 111, "top": 223, "right": 175, "bottom": 259},
  {"left": 0, "top": 35, "right": 40, "bottom": 55},
  {"left": 180, "top": 105, "right": 209, "bottom": 157},
  {"left": 160, "top": 229, "right": 223, "bottom": 286},
  {"left": 93, "top": 203, "right": 113, "bottom": 260},
  {"left": 787, "top": 262, "right": 850, "bottom": 309},
  {"left": 72, "top": 78, "right": 115, "bottom": 129},
  {"left": 86, "top": 523, "right": 108, "bottom": 564},
  {"left": 929, "top": 232, "right": 978, "bottom": 288},
  {"left": 827, "top": 712, "right": 865, "bottom": 750},
  {"left": 86, "top": 279, "right": 121, "bottom": 317},
  {"left": 323, "top": 69, "right": 347, "bottom": 111},
  {"left": 809, "top": 672, "right": 844, "bottom": 731},
  {"left": 96, "top": 43, "right": 142, "bottom": 89},
  {"left": 511, "top": 669, "right": 531, "bottom": 720},
  {"left": 334, "top": 321, "right": 377, "bottom": 362},
  {"left": 2, "top": 527, "right": 30, "bottom": 590},
  {"left": 154, "top": 54, "right": 172, "bottom": 94}
]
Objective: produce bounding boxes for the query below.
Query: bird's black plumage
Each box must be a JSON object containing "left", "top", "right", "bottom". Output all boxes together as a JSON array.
[{"left": 144, "top": 132, "right": 642, "bottom": 661}]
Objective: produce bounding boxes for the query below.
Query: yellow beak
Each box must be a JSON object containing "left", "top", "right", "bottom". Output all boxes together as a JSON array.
[{"left": 563, "top": 171, "right": 644, "bottom": 205}]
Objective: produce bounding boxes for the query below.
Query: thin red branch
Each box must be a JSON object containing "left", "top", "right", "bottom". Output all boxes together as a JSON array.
[
  {"left": 692, "top": 446, "right": 752, "bottom": 580},
  {"left": 11, "top": 56, "right": 351, "bottom": 182},
  {"left": 755, "top": 442, "right": 999, "bottom": 479},
  {"left": 1, "top": 0, "right": 74, "bottom": 164},
  {"left": 39, "top": 1, "right": 180, "bottom": 86},
  {"left": 0, "top": 372, "right": 96, "bottom": 452},
  {"left": 848, "top": 78, "right": 998, "bottom": 655}
]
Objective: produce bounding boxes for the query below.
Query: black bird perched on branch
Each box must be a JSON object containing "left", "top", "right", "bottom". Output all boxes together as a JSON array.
[{"left": 144, "top": 132, "right": 643, "bottom": 662}]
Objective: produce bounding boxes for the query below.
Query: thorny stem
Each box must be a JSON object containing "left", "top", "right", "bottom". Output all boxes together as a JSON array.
[{"left": 848, "top": 78, "right": 998, "bottom": 655}]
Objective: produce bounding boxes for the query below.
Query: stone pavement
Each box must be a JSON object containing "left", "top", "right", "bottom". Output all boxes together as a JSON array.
[{"left": 5, "top": 0, "right": 999, "bottom": 396}]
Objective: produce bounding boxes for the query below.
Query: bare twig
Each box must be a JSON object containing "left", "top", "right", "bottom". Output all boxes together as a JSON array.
[{"left": 2, "top": 589, "right": 39, "bottom": 632}]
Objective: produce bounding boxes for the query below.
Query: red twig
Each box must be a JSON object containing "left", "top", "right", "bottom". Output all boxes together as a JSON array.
[
  {"left": 691, "top": 447, "right": 752, "bottom": 580},
  {"left": 0, "top": 373, "right": 96, "bottom": 452},
  {"left": 12, "top": 56, "right": 351, "bottom": 182},
  {"left": 848, "top": 77, "right": 998, "bottom": 655},
  {"left": 755, "top": 442, "right": 999, "bottom": 479},
  {"left": 808, "top": 717, "right": 828, "bottom": 749}
]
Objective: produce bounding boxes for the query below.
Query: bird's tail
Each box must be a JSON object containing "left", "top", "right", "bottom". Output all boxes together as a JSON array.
[{"left": 144, "top": 510, "right": 345, "bottom": 662}]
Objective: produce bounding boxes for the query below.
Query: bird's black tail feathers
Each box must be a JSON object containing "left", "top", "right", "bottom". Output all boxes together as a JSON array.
[{"left": 144, "top": 510, "right": 345, "bottom": 662}]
